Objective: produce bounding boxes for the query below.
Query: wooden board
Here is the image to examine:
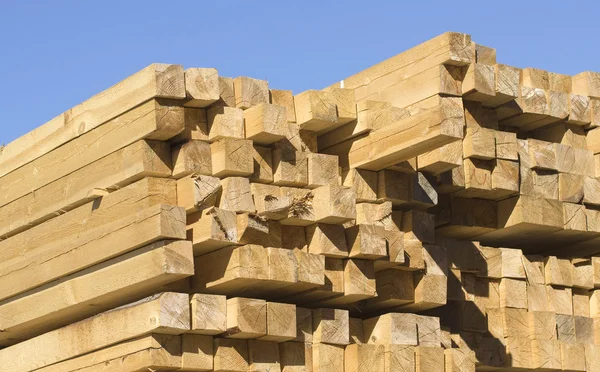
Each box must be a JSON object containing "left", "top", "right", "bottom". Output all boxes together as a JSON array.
[
  {"left": 0, "top": 240, "right": 193, "bottom": 346},
  {"left": 34, "top": 334, "right": 183, "bottom": 372},
  {"left": 0, "top": 292, "right": 190, "bottom": 371},
  {"left": 329, "top": 32, "right": 473, "bottom": 101},
  {"left": 0, "top": 99, "right": 180, "bottom": 209},
  {"left": 324, "top": 96, "right": 464, "bottom": 170},
  {"left": 0, "top": 203, "right": 186, "bottom": 302},
  {"left": 0, "top": 140, "right": 172, "bottom": 239},
  {"left": 0, "top": 64, "right": 184, "bottom": 179}
]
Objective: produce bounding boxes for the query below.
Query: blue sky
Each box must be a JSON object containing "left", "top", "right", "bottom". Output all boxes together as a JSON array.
[{"left": 0, "top": 1, "right": 598, "bottom": 145}]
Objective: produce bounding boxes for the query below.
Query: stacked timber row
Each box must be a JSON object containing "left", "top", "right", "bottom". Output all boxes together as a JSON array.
[{"left": 1, "top": 31, "right": 600, "bottom": 371}]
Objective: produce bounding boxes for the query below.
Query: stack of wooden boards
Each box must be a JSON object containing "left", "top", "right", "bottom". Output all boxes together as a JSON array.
[{"left": 1, "top": 31, "right": 600, "bottom": 371}]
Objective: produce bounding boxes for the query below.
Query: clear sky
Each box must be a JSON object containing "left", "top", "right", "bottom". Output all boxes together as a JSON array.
[{"left": 1, "top": 1, "right": 598, "bottom": 145}]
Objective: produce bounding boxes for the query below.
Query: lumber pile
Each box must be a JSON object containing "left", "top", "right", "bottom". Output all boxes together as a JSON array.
[{"left": 2, "top": 32, "right": 600, "bottom": 371}]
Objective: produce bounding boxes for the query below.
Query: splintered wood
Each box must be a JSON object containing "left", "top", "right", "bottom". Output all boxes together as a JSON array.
[{"left": 2, "top": 31, "right": 600, "bottom": 371}]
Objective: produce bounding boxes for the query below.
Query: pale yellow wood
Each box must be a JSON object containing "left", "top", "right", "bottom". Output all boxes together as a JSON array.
[
  {"left": 463, "top": 126, "right": 495, "bottom": 160},
  {"left": 318, "top": 102, "right": 408, "bottom": 150},
  {"left": 414, "top": 346, "right": 444, "bottom": 372},
  {"left": 219, "top": 177, "right": 256, "bottom": 213},
  {"left": 180, "top": 334, "right": 214, "bottom": 371},
  {"left": 0, "top": 64, "right": 185, "bottom": 179},
  {"left": 186, "top": 207, "right": 237, "bottom": 255},
  {"left": 312, "top": 184, "right": 356, "bottom": 224},
  {"left": 272, "top": 147, "right": 309, "bottom": 187},
  {"left": 594, "top": 258, "right": 600, "bottom": 288},
  {"left": 280, "top": 187, "right": 316, "bottom": 226},
  {"left": 349, "top": 317, "right": 365, "bottom": 344},
  {"left": 172, "top": 140, "right": 212, "bottom": 179},
  {"left": 531, "top": 339, "right": 561, "bottom": 370},
  {"left": 0, "top": 202, "right": 185, "bottom": 307},
  {"left": 307, "top": 153, "right": 339, "bottom": 188},
  {"left": 481, "top": 64, "right": 520, "bottom": 107},
  {"left": 383, "top": 344, "right": 415, "bottom": 372},
  {"left": 0, "top": 292, "right": 190, "bottom": 371},
  {"left": 444, "top": 348, "right": 475, "bottom": 372},
  {"left": 544, "top": 256, "right": 574, "bottom": 287},
  {"left": 585, "top": 176, "right": 600, "bottom": 205},
  {"left": 252, "top": 184, "right": 289, "bottom": 220},
  {"left": 211, "top": 138, "right": 254, "bottom": 177},
  {"left": 491, "top": 158, "right": 519, "bottom": 198},
  {"left": 522, "top": 67, "right": 550, "bottom": 90},
  {"left": 0, "top": 100, "right": 182, "bottom": 210},
  {"left": 327, "top": 88, "right": 357, "bottom": 125},
  {"left": 559, "top": 173, "right": 585, "bottom": 202},
  {"left": 499, "top": 278, "right": 527, "bottom": 309},
  {"left": 190, "top": 293, "right": 227, "bottom": 335},
  {"left": 438, "top": 165, "right": 465, "bottom": 194},
  {"left": 237, "top": 213, "right": 282, "bottom": 248},
  {"left": 313, "top": 343, "right": 344, "bottom": 372},
  {"left": 172, "top": 107, "right": 208, "bottom": 142},
  {"left": 572, "top": 71, "right": 600, "bottom": 99},
  {"left": 378, "top": 64, "right": 463, "bottom": 107},
  {"left": 345, "top": 224, "right": 387, "bottom": 259},
  {"left": 569, "top": 93, "right": 592, "bottom": 125},
  {"left": 462, "top": 63, "right": 496, "bottom": 102},
  {"left": 34, "top": 335, "right": 182, "bottom": 372},
  {"left": 343, "top": 168, "right": 378, "bottom": 202},
  {"left": 184, "top": 67, "right": 219, "bottom": 108},
  {"left": 244, "top": 103, "right": 287, "bottom": 145},
  {"left": 248, "top": 339, "right": 281, "bottom": 371},
  {"left": 284, "top": 257, "right": 342, "bottom": 303},
  {"left": 586, "top": 344, "right": 600, "bottom": 372},
  {"left": 479, "top": 195, "right": 563, "bottom": 247},
  {"left": 207, "top": 106, "right": 245, "bottom": 141},
  {"left": 279, "top": 342, "right": 312, "bottom": 372},
  {"left": 270, "top": 89, "right": 296, "bottom": 122},
  {"left": 324, "top": 96, "right": 464, "bottom": 170},
  {"left": 592, "top": 98, "right": 600, "bottom": 128},
  {"left": 501, "top": 308, "right": 533, "bottom": 369},
  {"left": 332, "top": 32, "right": 472, "bottom": 101},
  {"left": 547, "top": 286, "right": 573, "bottom": 315},
  {"left": 522, "top": 255, "right": 546, "bottom": 284},
  {"left": 364, "top": 313, "right": 418, "bottom": 345},
  {"left": 575, "top": 315, "right": 594, "bottom": 344},
  {"left": 0, "top": 241, "right": 193, "bottom": 347},
  {"left": 260, "top": 302, "right": 296, "bottom": 342},
  {"left": 345, "top": 344, "right": 384, "bottom": 372},
  {"left": 572, "top": 258, "right": 594, "bottom": 289},
  {"left": 249, "top": 145, "right": 274, "bottom": 184},
  {"left": 0, "top": 139, "right": 173, "bottom": 240},
  {"left": 294, "top": 90, "right": 338, "bottom": 133},
  {"left": 177, "top": 175, "right": 222, "bottom": 214},
  {"left": 461, "top": 157, "right": 492, "bottom": 197},
  {"left": 218, "top": 76, "right": 236, "bottom": 107},
  {"left": 573, "top": 288, "right": 591, "bottom": 316},
  {"left": 560, "top": 342, "right": 586, "bottom": 371},
  {"left": 305, "top": 223, "right": 348, "bottom": 258},
  {"left": 474, "top": 43, "right": 497, "bottom": 65},
  {"left": 294, "top": 307, "right": 313, "bottom": 343},
  {"left": 323, "top": 259, "right": 376, "bottom": 303},
  {"left": 364, "top": 269, "right": 414, "bottom": 310},
  {"left": 312, "top": 308, "right": 350, "bottom": 345},
  {"left": 0, "top": 177, "right": 177, "bottom": 301},
  {"left": 528, "top": 310, "right": 557, "bottom": 340},
  {"left": 214, "top": 338, "right": 249, "bottom": 372},
  {"left": 417, "top": 140, "right": 462, "bottom": 174},
  {"left": 234, "top": 76, "right": 270, "bottom": 109},
  {"left": 378, "top": 170, "right": 437, "bottom": 207},
  {"left": 225, "top": 297, "right": 267, "bottom": 339},
  {"left": 190, "top": 244, "right": 267, "bottom": 294}
]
